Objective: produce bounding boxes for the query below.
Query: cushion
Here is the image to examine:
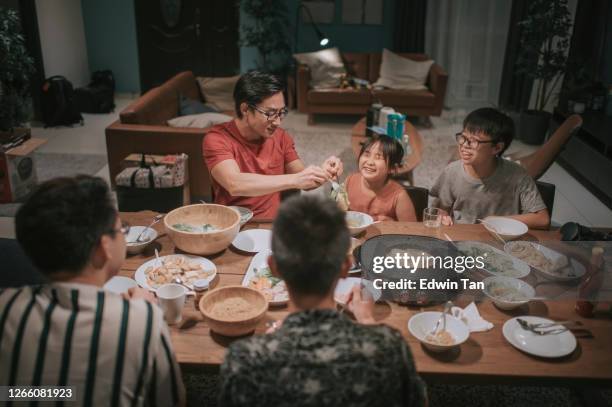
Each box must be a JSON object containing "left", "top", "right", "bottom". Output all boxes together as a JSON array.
[
  {"left": 167, "top": 112, "right": 232, "bottom": 128},
  {"left": 178, "top": 93, "right": 218, "bottom": 116},
  {"left": 374, "top": 49, "right": 434, "bottom": 90},
  {"left": 294, "top": 47, "right": 347, "bottom": 89},
  {"left": 196, "top": 76, "right": 240, "bottom": 112}
]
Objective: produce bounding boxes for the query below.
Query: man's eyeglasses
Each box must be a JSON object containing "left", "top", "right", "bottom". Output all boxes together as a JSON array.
[
  {"left": 249, "top": 104, "right": 289, "bottom": 121},
  {"left": 455, "top": 133, "right": 498, "bottom": 149}
]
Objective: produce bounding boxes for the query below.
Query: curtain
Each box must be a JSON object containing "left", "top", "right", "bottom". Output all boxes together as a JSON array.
[
  {"left": 498, "top": 0, "right": 533, "bottom": 111},
  {"left": 393, "top": 0, "right": 427, "bottom": 53}
]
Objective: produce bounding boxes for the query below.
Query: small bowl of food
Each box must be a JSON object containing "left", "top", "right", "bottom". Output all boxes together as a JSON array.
[
  {"left": 483, "top": 276, "right": 534, "bottom": 310},
  {"left": 229, "top": 206, "right": 253, "bottom": 227},
  {"left": 164, "top": 204, "right": 240, "bottom": 255},
  {"left": 408, "top": 311, "right": 470, "bottom": 352},
  {"left": 346, "top": 211, "right": 374, "bottom": 236},
  {"left": 199, "top": 285, "right": 268, "bottom": 337},
  {"left": 125, "top": 226, "right": 158, "bottom": 255},
  {"left": 482, "top": 216, "right": 528, "bottom": 241}
]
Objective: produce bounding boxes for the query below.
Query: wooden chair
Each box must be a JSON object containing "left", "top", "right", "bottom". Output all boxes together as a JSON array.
[
  {"left": 535, "top": 180, "right": 556, "bottom": 215},
  {"left": 400, "top": 184, "right": 429, "bottom": 221}
]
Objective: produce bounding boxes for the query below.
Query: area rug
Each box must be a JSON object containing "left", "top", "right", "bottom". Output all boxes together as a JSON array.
[{"left": 0, "top": 153, "right": 107, "bottom": 217}]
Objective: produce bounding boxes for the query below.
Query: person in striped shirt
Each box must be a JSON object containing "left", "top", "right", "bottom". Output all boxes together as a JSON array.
[{"left": 0, "top": 175, "right": 185, "bottom": 406}]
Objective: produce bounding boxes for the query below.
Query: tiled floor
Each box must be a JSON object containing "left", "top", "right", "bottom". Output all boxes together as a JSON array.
[{"left": 1, "top": 101, "right": 610, "bottom": 238}]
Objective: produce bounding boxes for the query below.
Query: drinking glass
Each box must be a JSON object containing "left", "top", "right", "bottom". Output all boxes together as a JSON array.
[{"left": 423, "top": 207, "right": 443, "bottom": 228}]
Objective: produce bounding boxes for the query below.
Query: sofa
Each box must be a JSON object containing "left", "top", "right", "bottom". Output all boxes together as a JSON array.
[
  {"left": 106, "top": 71, "right": 222, "bottom": 203},
  {"left": 296, "top": 52, "right": 448, "bottom": 123}
]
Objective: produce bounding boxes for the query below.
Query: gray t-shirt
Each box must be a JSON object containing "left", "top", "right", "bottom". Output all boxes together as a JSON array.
[{"left": 430, "top": 158, "right": 547, "bottom": 224}]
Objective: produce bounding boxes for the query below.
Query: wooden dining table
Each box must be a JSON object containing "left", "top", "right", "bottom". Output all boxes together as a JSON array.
[{"left": 119, "top": 211, "right": 612, "bottom": 387}]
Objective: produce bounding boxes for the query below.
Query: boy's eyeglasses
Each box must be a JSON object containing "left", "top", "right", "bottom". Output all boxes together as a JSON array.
[
  {"left": 455, "top": 133, "right": 498, "bottom": 149},
  {"left": 249, "top": 105, "right": 289, "bottom": 121}
]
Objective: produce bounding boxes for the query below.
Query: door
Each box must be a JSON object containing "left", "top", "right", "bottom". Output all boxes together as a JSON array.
[{"left": 135, "top": 0, "right": 239, "bottom": 92}]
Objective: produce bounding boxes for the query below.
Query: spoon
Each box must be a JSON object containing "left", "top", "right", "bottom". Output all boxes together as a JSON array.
[
  {"left": 430, "top": 301, "right": 453, "bottom": 335},
  {"left": 130, "top": 214, "right": 164, "bottom": 243},
  {"left": 172, "top": 277, "right": 192, "bottom": 291},
  {"left": 476, "top": 218, "right": 507, "bottom": 245}
]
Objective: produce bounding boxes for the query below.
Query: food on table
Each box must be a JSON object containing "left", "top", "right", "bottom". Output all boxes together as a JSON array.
[
  {"left": 209, "top": 297, "right": 259, "bottom": 321},
  {"left": 486, "top": 281, "right": 529, "bottom": 302},
  {"left": 346, "top": 217, "right": 362, "bottom": 228},
  {"left": 425, "top": 329, "right": 455, "bottom": 346},
  {"left": 172, "top": 223, "right": 219, "bottom": 233},
  {"left": 331, "top": 183, "right": 350, "bottom": 211},
  {"left": 145, "top": 255, "right": 215, "bottom": 288},
  {"left": 248, "top": 266, "right": 289, "bottom": 303},
  {"left": 459, "top": 242, "right": 518, "bottom": 276},
  {"left": 508, "top": 242, "right": 569, "bottom": 274}
]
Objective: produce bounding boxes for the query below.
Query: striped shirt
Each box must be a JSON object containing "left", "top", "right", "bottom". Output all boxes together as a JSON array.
[{"left": 0, "top": 283, "right": 185, "bottom": 406}]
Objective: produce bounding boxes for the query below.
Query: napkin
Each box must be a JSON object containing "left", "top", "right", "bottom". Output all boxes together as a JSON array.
[{"left": 451, "top": 302, "right": 494, "bottom": 332}]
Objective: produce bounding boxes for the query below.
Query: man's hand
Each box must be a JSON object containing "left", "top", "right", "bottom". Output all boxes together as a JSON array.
[
  {"left": 293, "top": 165, "right": 328, "bottom": 190},
  {"left": 347, "top": 284, "right": 376, "bottom": 324},
  {"left": 123, "top": 287, "right": 158, "bottom": 304},
  {"left": 322, "top": 156, "right": 343, "bottom": 180}
]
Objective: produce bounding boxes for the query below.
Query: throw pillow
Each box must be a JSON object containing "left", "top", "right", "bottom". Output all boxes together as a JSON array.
[
  {"left": 167, "top": 112, "right": 232, "bottom": 128},
  {"left": 374, "top": 49, "right": 434, "bottom": 90},
  {"left": 178, "top": 93, "right": 218, "bottom": 116},
  {"left": 294, "top": 47, "right": 347, "bottom": 89},
  {"left": 196, "top": 75, "right": 240, "bottom": 112}
]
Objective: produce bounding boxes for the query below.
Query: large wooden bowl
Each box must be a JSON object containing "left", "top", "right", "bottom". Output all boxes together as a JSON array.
[
  {"left": 199, "top": 285, "right": 268, "bottom": 337},
  {"left": 164, "top": 204, "right": 240, "bottom": 255}
]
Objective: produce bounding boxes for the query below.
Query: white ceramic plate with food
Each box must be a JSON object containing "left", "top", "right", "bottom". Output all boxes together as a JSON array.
[
  {"left": 482, "top": 276, "right": 535, "bottom": 310},
  {"left": 408, "top": 311, "right": 470, "bottom": 352},
  {"left": 455, "top": 241, "right": 530, "bottom": 278},
  {"left": 242, "top": 249, "right": 289, "bottom": 306},
  {"left": 482, "top": 216, "right": 528, "bottom": 240},
  {"left": 229, "top": 206, "right": 253, "bottom": 226},
  {"left": 134, "top": 254, "right": 217, "bottom": 291},
  {"left": 504, "top": 241, "right": 585, "bottom": 281},
  {"left": 232, "top": 229, "right": 272, "bottom": 253},
  {"left": 104, "top": 276, "right": 138, "bottom": 294},
  {"left": 345, "top": 211, "right": 374, "bottom": 236},
  {"left": 334, "top": 277, "right": 381, "bottom": 305},
  {"left": 503, "top": 316, "right": 577, "bottom": 358}
]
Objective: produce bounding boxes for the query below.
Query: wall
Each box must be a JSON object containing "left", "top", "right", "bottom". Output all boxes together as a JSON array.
[
  {"left": 241, "top": 0, "right": 396, "bottom": 72},
  {"left": 81, "top": 0, "right": 140, "bottom": 94},
  {"left": 35, "top": 0, "right": 90, "bottom": 87}
]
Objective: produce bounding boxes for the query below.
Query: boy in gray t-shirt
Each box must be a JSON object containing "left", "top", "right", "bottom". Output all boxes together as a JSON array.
[{"left": 430, "top": 108, "right": 550, "bottom": 229}]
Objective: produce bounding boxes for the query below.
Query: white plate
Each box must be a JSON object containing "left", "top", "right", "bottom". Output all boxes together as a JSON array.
[
  {"left": 232, "top": 229, "right": 272, "bottom": 253},
  {"left": 455, "top": 241, "right": 530, "bottom": 278},
  {"left": 503, "top": 316, "right": 577, "bottom": 358},
  {"left": 346, "top": 211, "right": 374, "bottom": 236},
  {"left": 242, "top": 249, "right": 289, "bottom": 306},
  {"left": 334, "top": 277, "right": 382, "bottom": 305},
  {"left": 482, "top": 276, "right": 535, "bottom": 310},
  {"left": 482, "top": 216, "right": 528, "bottom": 240},
  {"left": 408, "top": 311, "right": 470, "bottom": 352},
  {"left": 229, "top": 206, "right": 253, "bottom": 226},
  {"left": 504, "top": 241, "right": 586, "bottom": 281},
  {"left": 134, "top": 254, "right": 217, "bottom": 292},
  {"left": 104, "top": 276, "right": 137, "bottom": 294}
]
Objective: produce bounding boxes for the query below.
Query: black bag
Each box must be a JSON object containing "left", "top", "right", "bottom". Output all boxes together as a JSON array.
[
  {"left": 41, "top": 76, "right": 83, "bottom": 127},
  {"left": 75, "top": 85, "right": 115, "bottom": 113},
  {"left": 75, "top": 69, "right": 116, "bottom": 113},
  {"left": 91, "top": 69, "right": 115, "bottom": 92}
]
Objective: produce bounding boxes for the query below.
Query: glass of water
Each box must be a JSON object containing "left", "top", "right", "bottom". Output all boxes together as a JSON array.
[{"left": 423, "top": 207, "right": 443, "bottom": 228}]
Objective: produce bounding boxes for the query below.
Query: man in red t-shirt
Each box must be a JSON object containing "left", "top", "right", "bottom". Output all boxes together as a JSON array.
[{"left": 203, "top": 71, "right": 342, "bottom": 219}]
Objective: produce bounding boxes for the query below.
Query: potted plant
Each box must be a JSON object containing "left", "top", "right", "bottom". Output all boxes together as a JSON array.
[
  {"left": 515, "top": 0, "right": 572, "bottom": 144},
  {"left": 0, "top": 7, "right": 35, "bottom": 146},
  {"left": 240, "top": 0, "right": 292, "bottom": 75}
]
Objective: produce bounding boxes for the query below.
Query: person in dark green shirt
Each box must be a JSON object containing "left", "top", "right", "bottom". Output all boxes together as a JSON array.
[{"left": 219, "top": 194, "right": 426, "bottom": 407}]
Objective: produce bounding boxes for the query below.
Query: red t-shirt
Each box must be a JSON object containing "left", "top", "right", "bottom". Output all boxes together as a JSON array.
[{"left": 202, "top": 120, "right": 300, "bottom": 218}]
